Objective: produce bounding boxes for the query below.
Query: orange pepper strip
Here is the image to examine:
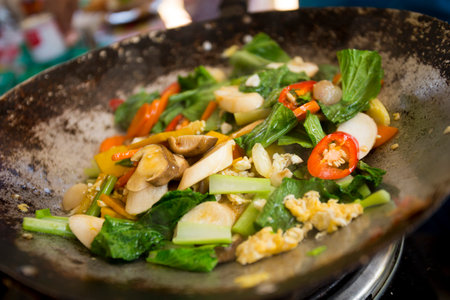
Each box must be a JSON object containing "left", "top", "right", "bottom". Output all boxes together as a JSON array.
[
  {"left": 101, "top": 207, "right": 125, "bottom": 219},
  {"left": 332, "top": 73, "right": 342, "bottom": 85},
  {"left": 373, "top": 125, "right": 398, "bottom": 148},
  {"left": 111, "top": 149, "right": 140, "bottom": 161},
  {"left": 152, "top": 82, "right": 181, "bottom": 127},
  {"left": 115, "top": 167, "right": 136, "bottom": 188},
  {"left": 229, "top": 119, "right": 264, "bottom": 139},
  {"left": 140, "top": 99, "right": 161, "bottom": 136},
  {"left": 99, "top": 194, "right": 137, "bottom": 220},
  {"left": 200, "top": 101, "right": 218, "bottom": 121},
  {"left": 292, "top": 100, "right": 321, "bottom": 120},
  {"left": 165, "top": 113, "right": 184, "bottom": 132},
  {"left": 177, "top": 118, "right": 190, "bottom": 129},
  {"left": 126, "top": 103, "right": 152, "bottom": 138},
  {"left": 99, "top": 135, "right": 126, "bottom": 153}
]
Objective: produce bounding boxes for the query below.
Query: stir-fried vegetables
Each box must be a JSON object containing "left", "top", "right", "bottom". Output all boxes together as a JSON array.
[{"left": 22, "top": 33, "right": 396, "bottom": 273}]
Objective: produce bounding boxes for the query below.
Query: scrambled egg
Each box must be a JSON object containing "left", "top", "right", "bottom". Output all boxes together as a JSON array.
[
  {"left": 236, "top": 224, "right": 312, "bottom": 265},
  {"left": 221, "top": 156, "right": 255, "bottom": 177},
  {"left": 227, "top": 193, "right": 252, "bottom": 205},
  {"left": 270, "top": 153, "right": 303, "bottom": 187},
  {"left": 284, "top": 191, "right": 363, "bottom": 233}
]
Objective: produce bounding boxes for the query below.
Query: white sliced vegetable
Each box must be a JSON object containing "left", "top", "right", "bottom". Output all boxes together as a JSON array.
[
  {"left": 205, "top": 66, "right": 226, "bottom": 82},
  {"left": 179, "top": 201, "right": 236, "bottom": 226},
  {"left": 251, "top": 143, "right": 272, "bottom": 178},
  {"left": 215, "top": 86, "right": 264, "bottom": 113},
  {"left": 125, "top": 184, "right": 168, "bottom": 215},
  {"left": 68, "top": 215, "right": 104, "bottom": 249},
  {"left": 62, "top": 183, "right": 88, "bottom": 211},
  {"left": 287, "top": 57, "right": 319, "bottom": 77},
  {"left": 178, "top": 139, "right": 235, "bottom": 190},
  {"left": 337, "top": 112, "right": 378, "bottom": 159}
]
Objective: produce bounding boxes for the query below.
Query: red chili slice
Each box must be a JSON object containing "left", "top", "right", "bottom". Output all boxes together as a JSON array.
[
  {"left": 307, "top": 132, "right": 359, "bottom": 180},
  {"left": 278, "top": 80, "right": 316, "bottom": 110}
]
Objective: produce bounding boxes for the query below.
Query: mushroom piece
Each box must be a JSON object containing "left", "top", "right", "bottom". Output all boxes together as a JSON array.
[
  {"left": 126, "top": 171, "right": 151, "bottom": 192},
  {"left": 132, "top": 144, "right": 180, "bottom": 186},
  {"left": 168, "top": 135, "right": 218, "bottom": 157},
  {"left": 173, "top": 154, "right": 189, "bottom": 180}
]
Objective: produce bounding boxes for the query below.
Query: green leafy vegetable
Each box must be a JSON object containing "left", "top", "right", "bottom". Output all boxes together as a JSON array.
[
  {"left": 356, "top": 161, "right": 386, "bottom": 187},
  {"left": 239, "top": 66, "right": 309, "bottom": 99},
  {"left": 277, "top": 127, "right": 313, "bottom": 148},
  {"left": 313, "top": 64, "right": 339, "bottom": 82},
  {"left": 91, "top": 217, "right": 164, "bottom": 261},
  {"left": 115, "top": 158, "right": 134, "bottom": 167},
  {"left": 320, "top": 49, "right": 383, "bottom": 124},
  {"left": 178, "top": 66, "right": 217, "bottom": 91},
  {"left": 147, "top": 244, "right": 218, "bottom": 272},
  {"left": 304, "top": 111, "right": 326, "bottom": 146},
  {"left": 230, "top": 33, "right": 290, "bottom": 76},
  {"left": 138, "top": 189, "right": 215, "bottom": 239},
  {"left": 114, "top": 91, "right": 159, "bottom": 130},
  {"left": 235, "top": 103, "right": 298, "bottom": 153}
]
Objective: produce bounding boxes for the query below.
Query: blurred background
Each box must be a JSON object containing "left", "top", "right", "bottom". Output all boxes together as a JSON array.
[{"left": 1, "top": 0, "right": 449, "bottom": 95}]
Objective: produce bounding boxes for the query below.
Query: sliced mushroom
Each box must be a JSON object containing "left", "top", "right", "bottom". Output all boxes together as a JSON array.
[
  {"left": 126, "top": 171, "right": 151, "bottom": 192},
  {"left": 125, "top": 184, "right": 168, "bottom": 215},
  {"left": 168, "top": 135, "right": 218, "bottom": 157},
  {"left": 173, "top": 154, "right": 189, "bottom": 180},
  {"left": 133, "top": 144, "right": 180, "bottom": 186}
]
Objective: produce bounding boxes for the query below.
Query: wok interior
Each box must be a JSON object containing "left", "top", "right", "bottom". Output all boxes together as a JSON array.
[{"left": 0, "top": 7, "right": 449, "bottom": 299}]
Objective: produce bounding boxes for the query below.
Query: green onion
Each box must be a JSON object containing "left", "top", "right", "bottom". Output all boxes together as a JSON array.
[
  {"left": 307, "top": 245, "right": 327, "bottom": 256},
  {"left": 356, "top": 189, "right": 391, "bottom": 209},
  {"left": 85, "top": 175, "right": 118, "bottom": 216}
]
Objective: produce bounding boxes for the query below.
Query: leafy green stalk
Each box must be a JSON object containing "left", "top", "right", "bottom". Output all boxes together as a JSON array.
[
  {"left": 23, "top": 217, "right": 74, "bottom": 238},
  {"left": 278, "top": 127, "right": 314, "bottom": 148},
  {"left": 304, "top": 111, "right": 326, "bottom": 146},
  {"left": 235, "top": 103, "right": 298, "bottom": 153},
  {"left": 209, "top": 174, "right": 272, "bottom": 194},
  {"left": 355, "top": 189, "right": 391, "bottom": 208},
  {"left": 86, "top": 175, "right": 117, "bottom": 217}
]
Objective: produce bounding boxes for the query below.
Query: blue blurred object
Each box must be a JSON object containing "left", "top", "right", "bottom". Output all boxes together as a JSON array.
[{"left": 300, "top": 0, "right": 450, "bottom": 23}]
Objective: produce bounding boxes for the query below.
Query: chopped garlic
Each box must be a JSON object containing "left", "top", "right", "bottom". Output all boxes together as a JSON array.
[
  {"left": 245, "top": 74, "right": 261, "bottom": 87},
  {"left": 220, "top": 122, "right": 233, "bottom": 134},
  {"left": 253, "top": 199, "right": 267, "bottom": 211},
  {"left": 236, "top": 224, "right": 312, "bottom": 265},
  {"left": 393, "top": 112, "right": 401, "bottom": 121},
  {"left": 444, "top": 126, "right": 450, "bottom": 135},
  {"left": 272, "top": 153, "right": 303, "bottom": 173},
  {"left": 390, "top": 143, "right": 399, "bottom": 150},
  {"left": 17, "top": 203, "right": 29, "bottom": 212},
  {"left": 233, "top": 156, "right": 252, "bottom": 171},
  {"left": 284, "top": 191, "right": 363, "bottom": 233},
  {"left": 227, "top": 193, "right": 252, "bottom": 205}
]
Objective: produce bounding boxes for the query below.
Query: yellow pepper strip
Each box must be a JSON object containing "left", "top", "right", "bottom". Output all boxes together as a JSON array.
[
  {"left": 94, "top": 145, "right": 130, "bottom": 177},
  {"left": 129, "top": 120, "right": 205, "bottom": 149},
  {"left": 100, "top": 207, "right": 125, "bottom": 219},
  {"left": 229, "top": 119, "right": 264, "bottom": 139},
  {"left": 99, "top": 194, "right": 137, "bottom": 220},
  {"left": 75, "top": 173, "right": 107, "bottom": 214},
  {"left": 206, "top": 130, "right": 230, "bottom": 144}
]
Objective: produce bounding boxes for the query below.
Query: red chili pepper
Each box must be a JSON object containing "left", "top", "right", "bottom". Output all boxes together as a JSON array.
[
  {"left": 165, "top": 113, "right": 184, "bottom": 132},
  {"left": 278, "top": 81, "right": 316, "bottom": 110},
  {"left": 109, "top": 98, "right": 124, "bottom": 112},
  {"left": 307, "top": 132, "right": 359, "bottom": 180}
]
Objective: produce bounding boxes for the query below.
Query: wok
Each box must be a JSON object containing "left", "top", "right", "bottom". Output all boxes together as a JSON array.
[{"left": 0, "top": 7, "right": 449, "bottom": 299}]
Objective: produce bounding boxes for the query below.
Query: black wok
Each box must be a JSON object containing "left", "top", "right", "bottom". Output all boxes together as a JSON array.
[{"left": 0, "top": 7, "right": 449, "bottom": 299}]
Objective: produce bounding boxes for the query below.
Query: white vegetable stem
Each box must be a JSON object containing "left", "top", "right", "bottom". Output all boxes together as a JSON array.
[
  {"left": 68, "top": 215, "right": 104, "bottom": 249},
  {"left": 178, "top": 139, "right": 235, "bottom": 190},
  {"left": 215, "top": 86, "right": 264, "bottom": 113},
  {"left": 337, "top": 112, "right": 378, "bottom": 159}
]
